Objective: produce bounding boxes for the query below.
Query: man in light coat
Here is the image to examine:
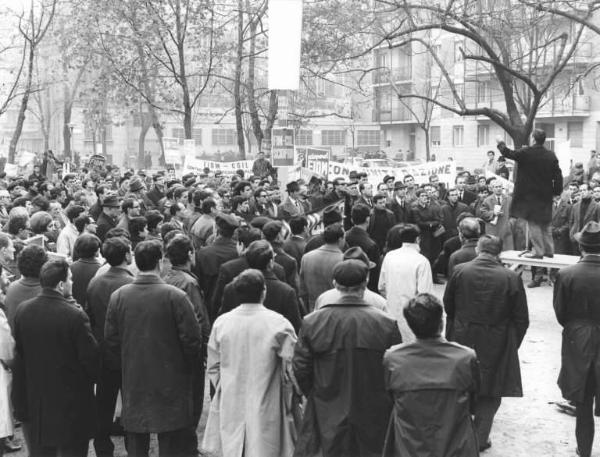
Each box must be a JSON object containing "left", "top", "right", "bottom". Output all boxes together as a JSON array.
[
  {"left": 105, "top": 240, "right": 203, "bottom": 457},
  {"left": 379, "top": 224, "right": 432, "bottom": 342},
  {"left": 203, "top": 269, "right": 297, "bottom": 457},
  {"left": 479, "top": 179, "right": 514, "bottom": 251}
]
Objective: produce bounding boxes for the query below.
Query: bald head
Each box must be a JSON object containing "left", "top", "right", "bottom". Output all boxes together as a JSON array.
[{"left": 459, "top": 217, "right": 480, "bottom": 240}]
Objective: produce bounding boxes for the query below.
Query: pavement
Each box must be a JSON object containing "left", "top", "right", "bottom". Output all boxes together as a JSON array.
[{"left": 7, "top": 279, "right": 586, "bottom": 457}]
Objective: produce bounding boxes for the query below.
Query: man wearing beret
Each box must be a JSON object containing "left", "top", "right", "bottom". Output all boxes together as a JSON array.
[
  {"left": 294, "top": 259, "right": 402, "bottom": 457},
  {"left": 554, "top": 221, "right": 600, "bottom": 457}
]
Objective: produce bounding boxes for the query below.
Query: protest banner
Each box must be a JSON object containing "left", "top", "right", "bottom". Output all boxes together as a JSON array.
[
  {"left": 183, "top": 157, "right": 253, "bottom": 175},
  {"left": 271, "top": 128, "right": 295, "bottom": 166},
  {"left": 4, "top": 163, "right": 18, "bottom": 178},
  {"left": 87, "top": 154, "right": 106, "bottom": 171},
  {"left": 17, "top": 151, "right": 36, "bottom": 167}
]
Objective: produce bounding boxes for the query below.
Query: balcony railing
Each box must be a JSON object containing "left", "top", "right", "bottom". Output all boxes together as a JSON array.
[
  {"left": 373, "top": 67, "right": 412, "bottom": 85},
  {"left": 537, "top": 95, "right": 591, "bottom": 117},
  {"left": 373, "top": 107, "right": 414, "bottom": 123}
]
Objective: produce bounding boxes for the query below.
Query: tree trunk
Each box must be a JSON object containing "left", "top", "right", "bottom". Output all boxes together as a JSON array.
[
  {"left": 246, "top": 16, "right": 262, "bottom": 152},
  {"left": 139, "top": 114, "right": 151, "bottom": 168},
  {"left": 9, "top": 43, "right": 34, "bottom": 163},
  {"left": 234, "top": 0, "right": 246, "bottom": 159},
  {"left": 424, "top": 128, "right": 430, "bottom": 161},
  {"left": 63, "top": 100, "right": 72, "bottom": 159},
  {"left": 262, "top": 91, "right": 278, "bottom": 153}
]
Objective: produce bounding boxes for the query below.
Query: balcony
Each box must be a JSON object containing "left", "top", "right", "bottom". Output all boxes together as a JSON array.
[
  {"left": 537, "top": 94, "right": 591, "bottom": 118},
  {"left": 372, "top": 67, "right": 412, "bottom": 85},
  {"left": 373, "top": 107, "right": 415, "bottom": 123}
]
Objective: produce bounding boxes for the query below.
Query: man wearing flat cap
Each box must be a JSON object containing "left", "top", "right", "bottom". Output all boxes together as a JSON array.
[
  {"left": 195, "top": 213, "right": 240, "bottom": 322},
  {"left": 554, "top": 221, "right": 600, "bottom": 457},
  {"left": 96, "top": 195, "right": 121, "bottom": 242},
  {"left": 293, "top": 259, "right": 402, "bottom": 457}
]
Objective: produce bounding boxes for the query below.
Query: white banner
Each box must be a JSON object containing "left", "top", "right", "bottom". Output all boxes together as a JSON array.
[
  {"left": 268, "top": 0, "right": 303, "bottom": 90},
  {"left": 485, "top": 170, "right": 514, "bottom": 193},
  {"left": 183, "top": 157, "right": 253, "bottom": 175}
]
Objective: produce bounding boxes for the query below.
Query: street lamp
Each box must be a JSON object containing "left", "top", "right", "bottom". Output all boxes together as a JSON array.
[{"left": 67, "top": 122, "right": 75, "bottom": 163}]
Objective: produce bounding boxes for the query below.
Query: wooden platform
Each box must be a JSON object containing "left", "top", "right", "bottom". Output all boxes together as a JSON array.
[{"left": 499, "top": 250, "right": 580, "bottom": 269}]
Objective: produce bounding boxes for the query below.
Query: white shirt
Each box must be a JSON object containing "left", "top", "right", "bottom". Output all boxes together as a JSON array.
[
  {"left": 56, "top": 223, "right": 79, "bottom": 258},
  {"left": 378, "top": 243, "right": 433, "bottom": 342}
]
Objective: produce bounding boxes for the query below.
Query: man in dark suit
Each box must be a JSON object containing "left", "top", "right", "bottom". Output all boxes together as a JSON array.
[
  {"left": 278, "top": 181, "right": 305, "bottom": 221},
  {"left": 345, "top": 203, "right": 380, "bottom": 292},
  {"left": 96, "top": 195, "right": 121, "bottom": 242},
  {"left": 447, "top": 217, "right": 481, "bottom": 278},
  {"left": 387, "top": 181, "right": 410, "bottom": 224},
  {"left": 355, "top": 182, "right": 374, "bottom": 208},
  {"left": 13, "top": 260, "right": 100, "bottom": 457},
  {"left": 195, "top": 213, "right": 240, "bottom": 321},
  {"left": 440, "top": 188, "right": 470, "bottom": 240},
  {"left": 497, "top": 129, "right": 563, "bottom": 258},
  {"left": 455, "top": 175, "right": 477, "bottom": 206},
  {"left": 444, "top": 235, "right": 529, "bottom": 452},
  {"left": 282, "top": 216, "right": 307, "bottom": 269},
  {"left": 220, "top": 240, "right": 302, "bottom": 330},
  {"left": 368, "top": 194, "right": 396, "bottom": 253},
  {"left": 551, "top": 194, "right": 572, "bottom": 255},
  {"left": 86, "top": 237, "right": 134, "bottom": 457},
  {"left": 554, "top": 221, "right": 600, "bottom": 457},
  {"left": 262, "top": 220, "right": 298, "bottom": 290}
]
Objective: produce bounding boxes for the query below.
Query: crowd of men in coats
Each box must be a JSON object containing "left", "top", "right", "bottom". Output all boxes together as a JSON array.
[{"left": 0, "top": 129, "right": 597, "bottom": 457}]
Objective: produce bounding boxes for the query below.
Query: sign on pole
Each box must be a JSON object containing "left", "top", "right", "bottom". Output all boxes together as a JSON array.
[
  {"left": 271, "top": 128, "right": 295, "bottom": 166},
  {"left": 268, "top": 0, "right": 303, "bottom": 90}
]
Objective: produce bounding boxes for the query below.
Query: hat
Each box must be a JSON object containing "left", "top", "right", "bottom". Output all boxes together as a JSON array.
[
  {"left": 102, "top": 195, "right": 120, "bottom": 208},
  {"left": 333, "top": 260, "right": 368, "bottom": 287},
  {"left": 497, "top": 156, "right": 506, "bottom": 162},
  {"left": 349, "top": 170, "right": 358, "bottom": 180},
  {"left": 575, "top": 221, "right": 600, "bottom": 247},
  {"left": 215, "top": 213, "right": 239, "bottom": 230},
  {"left": 262, "top": 220, "right": 283, "bottom": 242},
  {"left": 129, "top": 177, "right": 144, "bottom": 192},
  {"left": 394, "top": 181, "right": 406, "bottom": 190},
  {"left": 322, "top": 205, "right": 343, "bottom": 226},
  {"left": 344, "top": 246, "right": 376, "bottom": 269},
  {"left": 250, "top": 216, "right": 272, "bottom": 230},
  {"left": 383, "top": 175, "right": 395, "bottom": 184},
  {"left": 466, "top": 176, "right": 477, "bottom": 185}
]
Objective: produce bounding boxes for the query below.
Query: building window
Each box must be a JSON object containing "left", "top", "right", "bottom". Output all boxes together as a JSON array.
[
  {"left": 321, "top": 130, "right": 345, "bottom": 146},
  {"left": 568, "top": 121, "right": 583, "bottom": 147},
  {"left": 477, "top": 81, "right": 490, "bottom": 104},
  {"left": 357, "top": 130, "right": 381, "bottom": 146},
  {"left": 453, "top": 125, "right": 464, "bottom": 147},
  {"left": 172, "top": 128, "right": 185, "bottom": 145},
  {"left": 477, "top": 124, "right": 490, "bottom": 146},
  {"left": 192, "top": 128, "right": 202, "bottom": 146},
  {"left": 430, "top": 126, "right": 441, "bottom": 147},
  {"left": 454, "top": 84, "right": 464, "bottom": 107},
  {"left": 212, "top": 129, "right": 237, "bottom": 146},
  {"left": 296, "top": 130, "right": 313, "bottom": 146}
]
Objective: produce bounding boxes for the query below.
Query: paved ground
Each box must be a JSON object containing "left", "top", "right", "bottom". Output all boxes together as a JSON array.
[{"left": 9, "top": 279, "right": 586, "bottom": 456}]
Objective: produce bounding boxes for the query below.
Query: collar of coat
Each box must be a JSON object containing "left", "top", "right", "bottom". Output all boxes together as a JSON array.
[
  {"left": 320, "top": 294, "right": 370, "bottom": 308},
  {"left": 579, "top": 255, "right": 600, "bottom": 265},
  {"left": 133, "top": 273, "right": 166, "bottom": 285},
  {"left": 39, "top": 288, "right": 70, "bottom": 301}
]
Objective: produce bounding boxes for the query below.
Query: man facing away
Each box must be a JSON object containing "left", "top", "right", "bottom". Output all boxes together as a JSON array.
[
  {"left": 293, "top": 260, "right": 402, "bottom": 457},
  {"left": 105, "top": 240, "right": 203, "bottom": 457},
  {"left": 12, "top": 260, "right": 99, "bottom": 457},
  {"left": 203, "top": 269, "right": 297, "bottom": 457},
  {"left": 497, "top": 129, "right": 563, "bottom": 258},
  {"left": 554, "top": 221, "right": 600, "bottom": 457},
  {"left": 383, "top": 293, "right": 479, "bottom": 457},
  {"left": 443, "top": 235, "right": 529, "bottom": 452}
]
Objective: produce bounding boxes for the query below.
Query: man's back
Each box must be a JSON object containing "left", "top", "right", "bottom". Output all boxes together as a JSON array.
[
  {"left": 383, "top": 338, "right": 479, "bottom": 457},
  {"left": 104, "top": 275, "right": 202, "bottom": 433},
  {"left": 447, "top": 239, "right": 478, "bottom": 278},
  {"left": 299, "top": 245, "right": 343, "bottom": 311},
  {"left": 293, "top": 300, "right": 402, "bottom": 457},
  {"left": 13, "top": 290, "right": 99, "bottom": 446}
]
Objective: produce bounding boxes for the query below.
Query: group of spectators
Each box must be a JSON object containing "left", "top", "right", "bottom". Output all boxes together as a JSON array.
[{"left": 0, "top": 141, "right": 592, "bottom": 457}]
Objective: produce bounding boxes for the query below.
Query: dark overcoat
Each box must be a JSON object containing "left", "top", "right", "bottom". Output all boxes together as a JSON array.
[
  {"left": 443, "top": 255, "right": 529, "bottom": 397},
  {"left": 12, "top": 289, "right": 100, "bottom": 447},
  {"left": 345, "top": 225, "right": 381, "bottom": 292},
  {"left": 554, "top": 256, "right": 600, "bottom": 402},
  {"left": 551, "top": 198, "right": 572, "bottom": 254},
  {"left": 104, "top": 275, "right": 203, "bottom": 433},
  {"left": 498, "top": 143, "right": 562, "bottom": 225},
  {"left": 293, "top": 297, "right": 402, "bottom": 457}
]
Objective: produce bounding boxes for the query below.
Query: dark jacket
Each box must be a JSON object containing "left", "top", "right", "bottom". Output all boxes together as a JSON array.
[
  {"left": 443, "top": 254, "right": 529, "bottom": 397},
  {"left": 368, "top": 207, "right": 395, "bottom": 252},
  {"left": 12, "top": 289, "right": 100, "bottom": 446},
  {"left": 382, "top": 338, "right": 479, "bottom": 457},
  {"left": 70, "top": 258, "right": 102, "bottom": 311},
  {"left": 145, "top": 186, "right": 165, "bottom": 208},
  {"left": 104, "top": 274, "right": 203, "bottom": 433},
  {"left": 4, "top": 277, "right": 41, "bottom": 330},
  {"left": 282, "top": 235, "right": 306, "bottom": 269},
  {"left": 194, "top": 237, "right": 240, "bottom": 321},
  {"left": 458, "top": 190, "right": 477, "bottom": 206},
  {"left": 387, "top": 198, "right": 410, "bottom": 224},
  {"left": 293, "top": 296, "right": 402, "bottom": 457},
  {"left": 498, "top": 142, "right": 563, "bottom": 224},
  {"left": 96, "top": 211, "right": 117, "bottom": 242},
  {"left": 211, "top": 256, "right": 286, "bottom": 319},
  {"left": 86, "top": 266, "right": 134, "bottom": 364},
  {"left": 440, "top": 201, "right": 470, "bottom": 239},
  {"left": 163, "top": 266, "right": 210, "bottom": 348},
  {"left": 273, "top": 246, "right": 299, "bottom": 291},
  {"left": 569, "top": 198, "right": 600, "bottom": 243},
  {"left": 220, "top": 269, "right": 302, "bottom": 332},
  {"left": 552, "top": 198, "right": 572, "bottom": 254},
  {"left": 447, "top": 239, "right": 479, "bottom": 278},
  {"left": 345, "top": 225, "right": 380, "bottom": 292},
  {"left": 554, "top": 256, "right": 600, "bottom": 402},
  {"left": 409, "top": 203, "right": 443, "bottom": 263}
]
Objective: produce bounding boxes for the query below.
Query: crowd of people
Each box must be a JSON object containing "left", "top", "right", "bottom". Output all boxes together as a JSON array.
[{"left": 0, "top": 129, "right": 597, "bottom": 457}]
